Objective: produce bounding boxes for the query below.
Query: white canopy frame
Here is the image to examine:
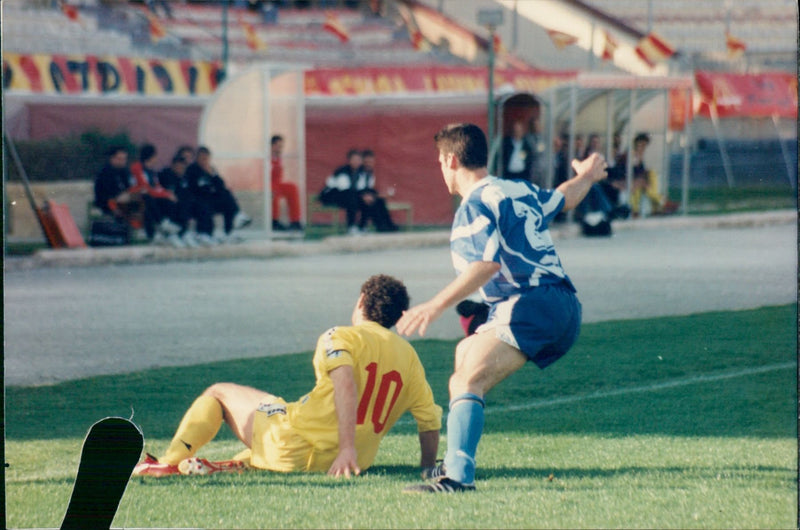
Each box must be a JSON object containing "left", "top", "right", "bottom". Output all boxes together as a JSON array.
[{"left": 198, "top": 64, "right": 307, "bottom": 236}]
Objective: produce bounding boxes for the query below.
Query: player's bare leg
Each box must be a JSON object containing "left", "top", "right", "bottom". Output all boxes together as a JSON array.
[
  {"left": 158, "top": 383, "right": 272, "bottom": 465},
  {"left": 407, "top": 332, "right": 525, "bottom": 493}
]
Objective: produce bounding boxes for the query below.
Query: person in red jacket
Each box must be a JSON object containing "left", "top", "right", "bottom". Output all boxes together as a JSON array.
[
  {"left": 270, "top": 135, "right": 302, "bottom": 231},
  {"left": 130, "top": 144, "right": 188, "bottom": 247}
]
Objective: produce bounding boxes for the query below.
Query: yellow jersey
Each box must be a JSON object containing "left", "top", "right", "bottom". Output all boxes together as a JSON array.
[{"left": 250, "top": 321, "right": 441, "bottom": 472}]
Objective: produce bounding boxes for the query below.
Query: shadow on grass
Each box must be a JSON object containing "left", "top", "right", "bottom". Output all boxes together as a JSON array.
[{"left": 6, "top": 306, "right": 795, "bottom": 442}]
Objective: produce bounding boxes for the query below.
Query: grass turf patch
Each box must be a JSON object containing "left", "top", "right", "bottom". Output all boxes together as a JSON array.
[{"left": 5, "top": 305, "right": 797, "bottom": 528}]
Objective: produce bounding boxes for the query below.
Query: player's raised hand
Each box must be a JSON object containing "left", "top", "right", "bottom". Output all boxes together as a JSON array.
[
  {"left": 396, "top": 301, "right": 444, "bottom": 337},
  {"left": 327, "top": 447, "right": 360, "bottom": 478},
  {"left": 571, "top": 152, "right": 608, "bottom": 183}
]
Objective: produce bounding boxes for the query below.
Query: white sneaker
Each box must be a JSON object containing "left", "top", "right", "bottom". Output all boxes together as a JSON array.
[
  {"left": 182, "top": 232, "right": 200, "bottom": 248},
  {"left": 151, "top": 232, "right": 166, "bottom": 246},
  {"left": 232, "top": 211, "right": 252, "bottom": 230},
  {"left": 159, "top": 218, "right": 182, "bottom": 235},
  {"left": 195, "top": 233, "right": 217, "bottom": 247},
  {"left": 347, "top": 226, "right": 363, "bottom": 236},
  {"left": 165, "top": 233, "right": 186, "bottom": 248}
]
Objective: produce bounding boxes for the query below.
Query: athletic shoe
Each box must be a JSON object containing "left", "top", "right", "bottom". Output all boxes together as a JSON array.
[
  {"left": 159, "top": 218, "right": 182, "bottom": 235},
  {"left": 178, "top": 457, "right": 247, "bottom": 476},
  {"left": 182, "top": 232, "right": 200, "bottom": 248},
  {"left": 132, "top": 453, "right": 180, "bottom": 477},
  {"left": 195, "top": 233, "right": 217, "bottom": 247},
  {"left": 421, "top": 461, "right": 446, "bottom": 480},
  {"left": 165, "top": 233, "right": 186, "bottom": 248},
  {"left": 403, "top": 476, "right": 475, "bottom": 494},
  {"left": 233, "top": 211, "right": 252, "bottom": 230}
]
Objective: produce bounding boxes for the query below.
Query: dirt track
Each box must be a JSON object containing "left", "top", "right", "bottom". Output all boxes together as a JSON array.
[{"left": 4, "top": 221, "right": 796, "bottom": 387}]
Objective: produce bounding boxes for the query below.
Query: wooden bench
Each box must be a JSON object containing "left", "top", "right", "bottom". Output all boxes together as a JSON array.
[{"left": 307, "top": 196, "right": 413, "bottom": 231}]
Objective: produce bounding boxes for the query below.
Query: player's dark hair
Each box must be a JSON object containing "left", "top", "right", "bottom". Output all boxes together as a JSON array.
[
  {"left": 634, "top": 132, "right": 650, "bottom": 144},
  {"left": 433, "top": 123, "right": 488, "bottom": 169},
  {"left": 360, "top": 274, "right": 410, "bottom": 329},
  {"left": 361, "top": 149, "right": 374, "bottom": 158},
  {"left": 197, "top": 146, "right": 211, "bottom": 156},
  {"left": 271, "top": 135, "right": 283, "bottom": 145},
  {"left": 107, "top": 145, "right": 128, "bottom": 158},
  {"left": 347, "top": 148, "right": 361, "bottom": 160},
  {"left": 139, "top": 143, "right": 157, "bottom": 162}
]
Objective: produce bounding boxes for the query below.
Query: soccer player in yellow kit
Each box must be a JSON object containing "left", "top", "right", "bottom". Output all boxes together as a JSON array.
[{"left": 134, "top": 274, "right": 442, "bottom": 478}]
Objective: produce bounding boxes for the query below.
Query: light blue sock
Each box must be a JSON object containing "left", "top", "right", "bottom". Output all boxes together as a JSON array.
[{"left": 443, "top": 393, "right": 485, "bottom": 485}]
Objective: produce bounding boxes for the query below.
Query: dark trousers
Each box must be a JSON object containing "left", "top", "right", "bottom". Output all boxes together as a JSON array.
[
  {"left": 319, "top": 188, "right": 360, "bottom": 228},
  {"left": 197, "top": 190, "right": 240, "bottom": 234},
  {"left": 143, "top": 196, "right": 186, "bottom": 238},
  {"left": 359, "top": 194, "right": 398, "bottom": 232}
]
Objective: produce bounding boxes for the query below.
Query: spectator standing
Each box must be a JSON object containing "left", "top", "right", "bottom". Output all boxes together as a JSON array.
[
  {"left": 356, "top": 150, "right": 399, "bottom": 232},
  {"left": 184, "top": 146, "right": 252, "bottom": 244},
  {"left": 270, "top": 135, "right": 303, "bottom": 231},
  {"left": 497, "top": 120, "right": 534, "bottom": 181},
  {"left": 319, "top": 149, "right": 364, "bottom": 235}
]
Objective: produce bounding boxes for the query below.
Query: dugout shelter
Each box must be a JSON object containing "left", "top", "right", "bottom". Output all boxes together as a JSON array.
[{"left": 198, "top": 63, "right": 307, "bottom": 237}]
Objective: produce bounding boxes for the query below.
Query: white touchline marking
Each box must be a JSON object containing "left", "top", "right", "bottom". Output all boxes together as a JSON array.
[
  {"left": 491, "top": 362, "right": 797, "bottom": 414},
  {"left": 397, "top": 362, "right": 796, "bottom": 426}
]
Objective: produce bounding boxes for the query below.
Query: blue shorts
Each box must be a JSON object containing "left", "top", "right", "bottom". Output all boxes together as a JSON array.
[{"left": 476, "top": 283, "right": 582, "bottom": 369}]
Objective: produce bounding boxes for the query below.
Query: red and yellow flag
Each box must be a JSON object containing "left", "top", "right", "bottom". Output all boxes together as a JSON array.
[
  {"left": 242, "top": 19, "right": 266, "bottom": 51},
  {"left": 725, "top": 32, "right": 746, "bottom": 58},
  {"left": 323, "top": 12, "right": 350, "bottom": 43},
  {"left": 635, "top": 32, "right": 675, "bottom": 68},
  {"left": 493, "top": 34, "right": 507, "bottom": 55},
  {"left": 546, "top": 29, "right": 578, "bottom": 50},
  {"left": 147, "top": 13, "right": 167, "bottom": 43},
  {"left": 601, "top": 30, "right": 618, "bottom": 61},
  {"left": 60, "top": 1, "right": 80, "bottom": 22}
]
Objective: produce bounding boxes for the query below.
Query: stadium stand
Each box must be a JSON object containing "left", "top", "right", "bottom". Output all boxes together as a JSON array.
[{"left": 2, "top": 0, "right": 463, "bottom": 67}]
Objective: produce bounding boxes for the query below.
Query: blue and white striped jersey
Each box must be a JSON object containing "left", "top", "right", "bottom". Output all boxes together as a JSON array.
[{"left": 450, "top": 176, "right": 574, "bottom": 302}]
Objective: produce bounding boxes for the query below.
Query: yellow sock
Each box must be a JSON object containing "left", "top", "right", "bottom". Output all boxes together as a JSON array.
[{"left": 161, "top": 395, "right": 223, "bottom": 465}]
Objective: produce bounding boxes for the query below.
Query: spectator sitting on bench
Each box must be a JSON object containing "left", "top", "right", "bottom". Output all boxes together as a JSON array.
[
  {"left": 319, "top": 149, "right": 364, "bottom": 235},
  {"left": 356, "top": 150, "right": 399, "bottom": 232},
  {"left": 93, "top": 145, "right": 145, "bottom": 230},
  {"left": 184, "top": 146, "right": 252, "bottom": 245},
  {"left": 130, "top": 143, "right": 188, "bottom": 247}
]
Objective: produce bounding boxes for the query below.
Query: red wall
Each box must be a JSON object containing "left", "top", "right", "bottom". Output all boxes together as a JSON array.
[
  {"left": 305, "top": 101, "right": 487, "bottom": 225},
  {"left": 13, "top": 98, "right": 487, "bottom": 226}
]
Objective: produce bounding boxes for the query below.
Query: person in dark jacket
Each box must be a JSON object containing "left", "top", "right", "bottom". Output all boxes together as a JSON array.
[
  {"left": 93, "top": 145, "right": 144, "bottom": 227},
  {"left": 319, "top": 149, "right": 364, "bottom": 235},
  {"left": 183, "top": 146, "right": 251, "bottom": 244}
]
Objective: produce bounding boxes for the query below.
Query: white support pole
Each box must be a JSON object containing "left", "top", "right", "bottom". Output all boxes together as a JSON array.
[
  {"left": 709, "top": 105, "right": 735, "bottom": 187},
  {"left": 546, "top": 89, "right": 557, "bottom": 189},
  {"left": 625, "top": 89, "right": 636, "bottom": 207},
  {"left": 262, "top": 68, "right": 272, "bottom": 236},
  {"left": 605, "top": 91, "right": 614, "bottom": 162},
  {"left": 661, "top": 90, "right": 670, "bottom": 199},
  {"left": 680, "top": 87, "right": 692, "bottom": 215},
  {"left": 771, "top": 114, "right": 796, "bottom": 189}
]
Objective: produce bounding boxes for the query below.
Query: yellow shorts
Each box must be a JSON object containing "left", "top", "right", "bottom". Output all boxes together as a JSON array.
[{"left": 249, "top": 398, "right": 313, "bottom": 472}]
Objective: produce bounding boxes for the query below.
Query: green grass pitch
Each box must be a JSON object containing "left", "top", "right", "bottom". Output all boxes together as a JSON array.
[{"left": 5, "top": 305, "right": 797, "bottom": 528}]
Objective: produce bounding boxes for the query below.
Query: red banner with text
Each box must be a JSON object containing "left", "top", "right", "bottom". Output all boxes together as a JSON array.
[{"left": 695, "top": 70, "right": 797, "bottom": 119}]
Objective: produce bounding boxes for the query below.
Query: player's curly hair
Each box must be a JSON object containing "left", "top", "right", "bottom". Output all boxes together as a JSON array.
[
  {"left": 433, "top": 123, "right": 488, "bottom": 169},
  {"left": 360, "top": 274, "right": 410, "bottom": 329}
]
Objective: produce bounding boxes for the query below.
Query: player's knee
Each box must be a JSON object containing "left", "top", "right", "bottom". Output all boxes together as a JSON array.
[{"left": 202, "top": 382, "right": 233, "bottom": 400}]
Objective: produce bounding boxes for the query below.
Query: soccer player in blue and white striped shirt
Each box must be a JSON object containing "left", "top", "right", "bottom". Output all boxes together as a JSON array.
[{"left": 398, "top": 123, "right": 608, "bottom": 493}]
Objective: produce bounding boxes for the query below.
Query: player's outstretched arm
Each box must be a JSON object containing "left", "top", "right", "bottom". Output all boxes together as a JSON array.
[
  {"left": 397, "top": 261, "right": 500, "bottom": 337},
  {"left": 327, "top": 365, "right": 361, "bottom": 478},
  {"left": 557, "top": 153, "right": 608, "bottom": 211}
]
